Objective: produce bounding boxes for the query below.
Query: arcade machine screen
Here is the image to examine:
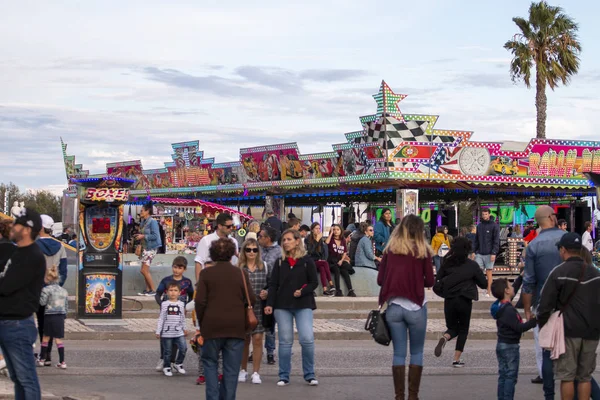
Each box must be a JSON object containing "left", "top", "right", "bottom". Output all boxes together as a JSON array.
[{"left": 85, "top": 206, "right": 118, "bottom": 251}]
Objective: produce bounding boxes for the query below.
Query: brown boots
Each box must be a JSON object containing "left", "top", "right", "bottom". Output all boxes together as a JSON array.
[
  {"left": 408, "top": 365, "right": 423, "bottom": 400},
  {"left": 392, "top": 365, "right": 405, "bottom": 399}
]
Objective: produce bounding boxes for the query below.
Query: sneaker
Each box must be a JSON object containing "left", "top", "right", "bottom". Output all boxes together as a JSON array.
[
  {"left": 277, "top": 380, "right": 290, "bottom": 386},
  {"left": 138, "top": 290, "right": 149, "bottom": 296},
  {"left": 163, "top": 367, "right": 173, "bottom": 377},
  {"left": 146, "top": 290, "right": 156, "bottom": 296},
  {"left": 347, "top": 290, "right": 357, "bottom": 297},
  {"left": 307, "top": 379, "right": 319, "bottom": 386},
  {"left": 56, "top": 362, "right": 67, "bottom": 370},
  {"left": 238, "top": 370, "right": 248, "bottom": 383},
  {"left": 267, "top": 355, "right": 276, "bottom": 365},
  {"left": 334, "top": 290, "right": 343, "bottom": 297},
  {"left": 531, "top": 375, "right": 543, "bottom": 384},
  {"left": 248, "top": 352, "right": 253, "bottom": 362},
  {"left": 196, "top": 376, "right": 206, "bottom": 385},
  {"left": 173, "top": 364, "right": 186, "bottom": 375},
  {"left": 156, "top": 359, "right": 164, "bottom": 372},
  {"left": 452, "top": 360, "right": 465, "bottom": 368},
  {"left": 251, "top": 372, "right": 262, "bottom": 384},
  {"left": 36, "top": 360, "right": 44, "bottom": 367},
  {"left": 44, "top": 360, "right": 52, "bottom": 367},
  {"left": 434, "top": 337, "right": 447, "bottom": 357}
]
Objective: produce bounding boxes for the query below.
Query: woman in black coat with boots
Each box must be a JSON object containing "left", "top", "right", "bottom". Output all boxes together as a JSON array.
[{"left": 433, "top": 236, "right": 487, "bottom": 367}]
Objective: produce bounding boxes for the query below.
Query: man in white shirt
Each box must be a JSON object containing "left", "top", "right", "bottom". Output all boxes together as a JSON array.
[
  {"left": 194, "top": 213, "right": 239, "bottom": 281},
  {"left": 582, "top": 221, "right": 594, "bottom": 252}
]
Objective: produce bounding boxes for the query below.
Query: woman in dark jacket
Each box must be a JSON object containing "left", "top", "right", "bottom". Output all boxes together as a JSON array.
[
  {"left": 305, "top": 223, "right": 335, "bottom": 296},
  {"left": 433, "top": 236, "right": 487, "bottom": 367},
  {"left": 265, "top": 229, "right": 319, "bottom": 387},
  {"left": 195, "top": 238, "right": 256, "bottom": 400}
]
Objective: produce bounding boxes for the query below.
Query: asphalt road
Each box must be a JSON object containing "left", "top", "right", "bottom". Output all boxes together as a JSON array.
[{"left": 5, "top": 340, "right": 598, "bottom": 399}]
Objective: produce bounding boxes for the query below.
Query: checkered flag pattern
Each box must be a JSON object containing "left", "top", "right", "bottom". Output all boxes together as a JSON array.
[{"left": 364, "top": 116, "right": 430, "bottom": 150}]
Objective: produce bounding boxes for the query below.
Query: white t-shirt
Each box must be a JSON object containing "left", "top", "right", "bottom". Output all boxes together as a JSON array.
[
  {"left": 194, "top": 232, "right": 239, "bottom": 268},
  {"left": 582, "top": 231, "right": 594, "bottom": 252}
]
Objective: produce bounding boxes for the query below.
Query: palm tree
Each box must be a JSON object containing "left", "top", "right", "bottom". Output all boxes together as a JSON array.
[{"left": 504, "top": 1, "right": 581, "bottom": 139}]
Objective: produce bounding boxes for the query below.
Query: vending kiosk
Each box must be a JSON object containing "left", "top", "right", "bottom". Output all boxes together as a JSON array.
[{"left": 73, "top": 176, "right": 134, "bottom": 319}]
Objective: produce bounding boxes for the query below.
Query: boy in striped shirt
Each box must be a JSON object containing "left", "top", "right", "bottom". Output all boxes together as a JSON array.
[{"left": 156, "top": 282, "right": 187, "bottom": 377}]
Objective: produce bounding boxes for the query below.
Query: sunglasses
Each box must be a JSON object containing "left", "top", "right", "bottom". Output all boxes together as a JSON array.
[
  {"left": 245, "top": 248, "right": 259, "bottom": 253},
  {"left": 223, "top": 224, "right": 234, "bottom": 229}
]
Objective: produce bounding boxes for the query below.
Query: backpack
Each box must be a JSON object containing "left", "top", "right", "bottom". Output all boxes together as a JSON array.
[{"left": 438, "top": 243, "right": 450, "bottom": 258}]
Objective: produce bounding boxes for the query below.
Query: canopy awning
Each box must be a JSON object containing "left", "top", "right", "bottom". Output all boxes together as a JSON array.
[{"left": 149, "top": 198, "right": 252, "bottom": 220}]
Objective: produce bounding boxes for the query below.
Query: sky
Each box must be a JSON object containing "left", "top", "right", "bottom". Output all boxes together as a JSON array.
[{"left": 1, "top": 0, "right": 600, "bottom": 195}]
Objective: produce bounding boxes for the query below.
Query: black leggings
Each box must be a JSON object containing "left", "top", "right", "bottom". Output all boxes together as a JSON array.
[
  {"left": 443, "top": 296, "right": 472, "bottom": 352},
  {"left": 329, "top": 261, "right": 353, "bottom": 291}
]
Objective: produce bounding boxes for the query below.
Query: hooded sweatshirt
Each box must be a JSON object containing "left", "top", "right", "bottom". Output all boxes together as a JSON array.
[
  {"left": 490, "top": 300, "right": 536, "bottom": 344},
  {"left": 37, "top": 237, "right": 68, "bottom": 286}
]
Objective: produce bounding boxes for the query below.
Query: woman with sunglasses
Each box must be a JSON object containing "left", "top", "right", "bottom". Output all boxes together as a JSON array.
[
  {"left": 354, "top": 222, "right": 381, "bottom": 270},
  {"left": 237, "top": 239, "right": 268, "bottom": 385},
  {"left": 305, "top": 223, "right": 335, "bottom": 296},
  {"left": 265, "top": 229, "right": 319, "bottom": 387}
]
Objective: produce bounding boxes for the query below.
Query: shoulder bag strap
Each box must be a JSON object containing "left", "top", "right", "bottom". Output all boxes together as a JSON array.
[
  {"left": 241, "top": 268, "right": 252, "bottom": 310},
  {"left": 559, "top": 262, "right": 587, "bottom": 315}
]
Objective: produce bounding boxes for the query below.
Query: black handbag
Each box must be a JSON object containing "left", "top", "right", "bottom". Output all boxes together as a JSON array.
[{"left": 364, "top": 307, "right": 391, "bottom": 346}]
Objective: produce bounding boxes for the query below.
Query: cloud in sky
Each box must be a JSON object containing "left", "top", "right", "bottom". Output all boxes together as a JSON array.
[{"left": 1, "top": 0, "right": 600, "bottom": 196}]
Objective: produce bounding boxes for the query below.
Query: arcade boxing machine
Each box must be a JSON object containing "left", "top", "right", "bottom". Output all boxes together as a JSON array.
[{"left": 73, "top": 176, "right": 134, "bottom": 319}]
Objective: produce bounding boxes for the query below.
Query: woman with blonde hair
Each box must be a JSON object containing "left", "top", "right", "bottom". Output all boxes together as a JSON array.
[
  {"left": 378, "top": 215, "right": 435, "bottom": 400},
  {"left": 237, "top": 239, "right": 268, "bottom": 385},
  {"left": 265, "top": 229, "right": 319, "bottom": 387},
  {"left": 245, "top": 221, "right": 261, "bottom": 241}
]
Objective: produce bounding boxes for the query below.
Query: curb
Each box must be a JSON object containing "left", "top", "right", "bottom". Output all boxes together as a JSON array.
[{"left": 64, "top": 330, "right": 531, "bottom": 341}]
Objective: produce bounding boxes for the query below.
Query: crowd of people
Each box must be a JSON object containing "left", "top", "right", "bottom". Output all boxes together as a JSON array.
[{"left": 0, "top": 203, "right": 599, "bottom": 400}]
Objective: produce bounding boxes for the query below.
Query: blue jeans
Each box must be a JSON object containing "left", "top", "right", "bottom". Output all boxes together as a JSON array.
[
  {"left": 433, "top": 256, "right": 441, "bottom": 274},
  {"left": 274, "top": 308, "right": 315, "bottom": 382},
  {"left": 161, "top": 336, "right": 186, "bottom": 368},
  {"left": 0, "top": 317, "right": 41, "bottom": 400},
  {"left": 496, "top": 343, "right": 520, "bottom": 400},
  {"left": 202, "top": 338, "right": 244, "bottom": 400},
  {"left": 265, "top": 327, "right": 276, "bottom": 356},
  {"left": 542, "top": 350, "right": 555, "bottom": 400},
  {"left": 386, "top": 303, "right": 427, "bottom": 366}
]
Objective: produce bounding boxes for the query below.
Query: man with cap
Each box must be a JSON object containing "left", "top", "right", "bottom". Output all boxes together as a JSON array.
[
  {"left": 0, "top": 207, "right": 46, "bottom": 400},
  {"left": 537, "top": 232, "right": 600, "bottom": 400},
  {"left": 521, "top": 205, "right": 565, "bottom": 393}
]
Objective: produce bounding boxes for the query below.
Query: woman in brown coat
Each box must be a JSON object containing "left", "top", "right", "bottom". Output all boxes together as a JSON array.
[{"left": 195, "top": 238, "right": 256, "bottom": 400}]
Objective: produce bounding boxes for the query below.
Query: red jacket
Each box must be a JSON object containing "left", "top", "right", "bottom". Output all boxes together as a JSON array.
[{"left": 377, "top": 252, "right": 435, "bottom": 307}]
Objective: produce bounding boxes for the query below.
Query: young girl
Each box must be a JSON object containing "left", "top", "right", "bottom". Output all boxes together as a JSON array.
[
  {"left": 38, "top": 266, "right": 69, "bottom": 369},
  {"left": 326, "top": 224, "right": 355, "bottom": 297}
]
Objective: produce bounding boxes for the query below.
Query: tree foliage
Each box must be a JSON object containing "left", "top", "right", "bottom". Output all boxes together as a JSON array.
[
  {"left": 0, "top": 182, "right": 62, "bottom": 222},
  {"left": 504, "top": 1, "right": 581, "bottom": 139}
]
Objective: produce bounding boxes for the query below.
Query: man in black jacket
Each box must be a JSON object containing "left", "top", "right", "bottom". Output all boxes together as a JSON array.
[
  {"left": 0, "top": 208, "right": 46, "bottom": 400},
  {"left": 537, "top": 232, "right": 600, "bottom": 400},
  {"left": 473, "top": 208, "right": 500, "bottom": 297}
]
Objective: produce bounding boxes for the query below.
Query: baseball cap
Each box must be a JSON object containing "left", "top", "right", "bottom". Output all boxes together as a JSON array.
[
  {"left": 13, "top": 208, "right": 42, "bottom": 235},
  {"left": 556, "top": 232, "right": 582, "bottom": 250},
  {"left": 41, "top": 215, "right": 55, "bottom": 230}
]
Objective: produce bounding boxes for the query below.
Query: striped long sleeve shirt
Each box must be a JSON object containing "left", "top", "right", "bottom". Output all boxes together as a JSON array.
[{"left": 156, "top": 300, "right": 186, "bottom": 338}]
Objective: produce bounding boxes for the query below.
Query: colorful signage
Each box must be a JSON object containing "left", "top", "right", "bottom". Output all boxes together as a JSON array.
[
  {"left": 62, "top": 82, "right": 600, "bottom": 196},
  {"left": 83, "top": 188, "right": 129, "bottom": 202}
]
